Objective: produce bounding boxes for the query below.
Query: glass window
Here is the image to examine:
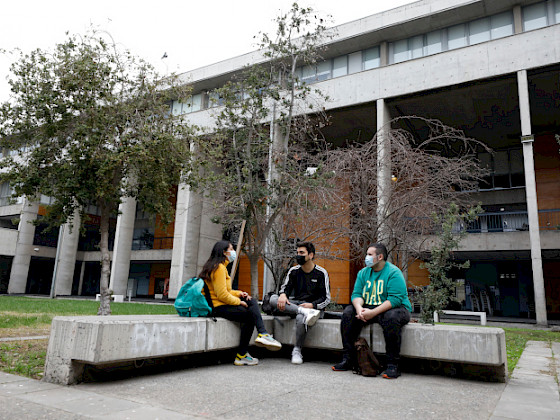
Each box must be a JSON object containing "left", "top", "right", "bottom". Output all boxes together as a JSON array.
[
  {"left": 491, "top": 12, "right": 514, "bottom": 39},
  {"left": 555, "top": 0, "right": 560, "bottom": 24},
  {"left": 478, "top": 152, "right": 493, "bottom": 189},
  {"left": 171, "top": 101, "right": 183, "bottom": 116},
  {"left": 448, "top": 24, "right": 467, "bottom": 49},
  {"left": 469, "top": 17, "right": 491, "bottom": 44},
  {"left": 190, "top": 93, "right": 202, "bottom": 112},
  {"left": 363, "top": 47, "right": 380, "bottom": 70},
  {"left": 332, "top": 56, "right": 348, "bottom": 77},
  {"left": 523, "top": 2, "right": 548, "bottom": 31},
  {"left": 393, "top": 39, "right": 410, "bottom": 63},
  {"left": 425, "top": 31, "right": 442, "bottom": 55},
  {"left": 301, "top": 65, "right": 316, "bottom": 84},
  {"left": 348, "top": 51, "right": 362, "bottom": 73},
  {"left": 316, "top": 61, "right": 331, "bottom": 81},
  {"left": 410, "top": 35, "right": 424, "bottom": 59}
]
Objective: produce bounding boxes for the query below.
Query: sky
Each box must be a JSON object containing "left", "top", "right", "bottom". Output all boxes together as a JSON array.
[{"left": 0, "top": 0, "right": 416, "bottom": 103}]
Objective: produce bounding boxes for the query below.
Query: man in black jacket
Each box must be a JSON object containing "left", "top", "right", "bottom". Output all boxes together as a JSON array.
[{"left": 269, "top": 242, "right": 331, "bottom": 364}]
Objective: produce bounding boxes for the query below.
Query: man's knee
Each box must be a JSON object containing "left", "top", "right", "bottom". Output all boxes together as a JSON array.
[
  {"left": 342, "top": 304, "right": 355, "bottom": 319},
  {"left": 268, "top": 294, "right": 279, "bottom": 307}
]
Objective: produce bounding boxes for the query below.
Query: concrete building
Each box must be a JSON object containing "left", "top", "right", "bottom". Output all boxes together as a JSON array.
[{"left": 0, "top": 0, "right": 559, "bottom": 325}]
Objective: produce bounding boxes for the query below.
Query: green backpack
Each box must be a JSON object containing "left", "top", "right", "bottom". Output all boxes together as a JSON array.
[{"left": 174, "top": 277, "right": 213, "bottom": 317}]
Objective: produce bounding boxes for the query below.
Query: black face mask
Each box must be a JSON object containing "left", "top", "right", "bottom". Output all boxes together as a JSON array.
[{"left": 295, "top": 255, "right": 307, "bottom": 265}]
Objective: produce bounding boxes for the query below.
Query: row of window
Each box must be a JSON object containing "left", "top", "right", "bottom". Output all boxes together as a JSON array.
[{"left": 173, "top": 0, "right": 560, "bottom": 116}]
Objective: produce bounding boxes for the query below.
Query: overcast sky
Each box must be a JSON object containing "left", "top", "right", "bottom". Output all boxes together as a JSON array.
[{"left": 0, "top": 0, "right": 416, "bottom": 103}]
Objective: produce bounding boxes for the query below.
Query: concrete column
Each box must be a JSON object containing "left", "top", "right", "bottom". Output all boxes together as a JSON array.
[
  {"left": 169, "top": 183, "right": 203, "bottom": 298},
  {"left": 376, "top": 98, "right": 392, "bottom": 244},
  {"left": 8, "top": 199, "right": 39, "bottom": 294},
  {"left": 379, "top": 42, "right": 388, "bottom": 67},
  {"left": 109, "top": 196, "right": 136, "bottom": 296},
  {"left": 53, "top": 211, "right": 81, "bottom": 296},
  {"left": 198, "top": 195, "right": 223, "bottom": 274},
  {"left": 517, "top": 70, "right": 547, "bottom": 326},
  {"left": 513, "top": 5, "right": 523, "bottom": 34}
]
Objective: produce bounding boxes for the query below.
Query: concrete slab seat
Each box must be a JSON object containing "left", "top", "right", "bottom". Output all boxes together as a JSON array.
[
  {"left": 43, "top": 315, "right": 507, "bottom": 385},
  {"left": 274, "top": 317, "right": 507, "bottom": 381}
]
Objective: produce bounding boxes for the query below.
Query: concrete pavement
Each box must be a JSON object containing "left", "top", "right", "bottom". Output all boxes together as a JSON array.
[{"left": 0, "top": 340, "right": 558, "bottom": 420}]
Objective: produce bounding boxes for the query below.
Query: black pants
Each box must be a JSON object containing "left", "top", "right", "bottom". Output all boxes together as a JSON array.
[
  {"left": 212, "top": 298, "right": 267, "bottom": 355},
  {"left": 340, "top": 304, "right": 410, "bottom": 366}
]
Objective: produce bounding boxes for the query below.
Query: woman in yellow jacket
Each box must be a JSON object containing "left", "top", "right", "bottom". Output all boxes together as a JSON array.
[{"left": 199, "top": 240, "right": 282, "bottom": 366}]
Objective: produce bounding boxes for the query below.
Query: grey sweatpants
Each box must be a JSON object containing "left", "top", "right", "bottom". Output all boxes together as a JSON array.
[{"left": 269, "top": 294, "right": 323, "bottom": 349}]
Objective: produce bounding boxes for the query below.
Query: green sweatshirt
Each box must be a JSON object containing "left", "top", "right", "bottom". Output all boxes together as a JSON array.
[{"left": 351, "top": 262, "right": 412, "bottom": 311}]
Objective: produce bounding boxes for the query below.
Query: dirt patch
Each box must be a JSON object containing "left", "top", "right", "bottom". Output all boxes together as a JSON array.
[{"left": 0, "top": 326, "right": 51, "bottom": 338}]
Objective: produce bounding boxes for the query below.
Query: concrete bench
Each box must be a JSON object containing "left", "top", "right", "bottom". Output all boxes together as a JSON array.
[
  {"left": 434, "top": 310, "right": 487, "bottom": 325},
  {"left": 43, "top": 315, "right": 506, "bottom": 385}
]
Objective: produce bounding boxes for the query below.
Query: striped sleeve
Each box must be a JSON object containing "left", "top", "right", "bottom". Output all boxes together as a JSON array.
[{"left": 314, "top": 265, "right": 331, "bottom": 310}]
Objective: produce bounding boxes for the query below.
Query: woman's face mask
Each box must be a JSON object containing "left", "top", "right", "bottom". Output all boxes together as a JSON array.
[{"left": 227, "top": 250, "right": 237, "bottom": 262}]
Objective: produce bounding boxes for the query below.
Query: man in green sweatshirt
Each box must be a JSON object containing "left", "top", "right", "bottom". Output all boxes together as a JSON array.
[{"left": 332, "top": 243, "right": 411, "bottom": 378}]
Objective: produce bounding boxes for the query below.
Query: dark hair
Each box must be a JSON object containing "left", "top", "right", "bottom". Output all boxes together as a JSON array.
[
  {"left": 199, "top": 240, "right": 231, "bottom": 280},
  {"left": 368, "top": 243, "right": 388, "bottom": 261},
  {"left": 296, "top": 241, "right": 315, "bottom": 257}
]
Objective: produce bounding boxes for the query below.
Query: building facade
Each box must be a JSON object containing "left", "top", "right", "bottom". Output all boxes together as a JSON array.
[{"left": 1, "top": 0, "right": 559, "bottom": 324}]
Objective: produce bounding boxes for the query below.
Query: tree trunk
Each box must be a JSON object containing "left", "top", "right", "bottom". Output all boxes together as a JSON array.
[
  {"left": 97, "top": 206, "right": 112, "bottom": 315},
  {"left": 248, "top": 253, "right": 260, "bottom": 299}
]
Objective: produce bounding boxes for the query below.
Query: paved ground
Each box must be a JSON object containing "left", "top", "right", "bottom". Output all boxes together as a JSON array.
[{"left": 1, "top": 340, "right": 559, "bottom": 420}]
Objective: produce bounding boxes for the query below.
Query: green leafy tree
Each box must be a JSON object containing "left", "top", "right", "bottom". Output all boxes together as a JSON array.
[
  {"left": 0, "top": 31, "right": 193, "bottom": 314},
  {"left": 418, "top": 202, "right": 482, "bottom": 324},
  {"left": 188, "top": 4, "right": 334, "bottom": 296}
]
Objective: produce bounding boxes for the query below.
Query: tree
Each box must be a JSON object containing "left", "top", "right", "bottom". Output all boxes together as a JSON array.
[
  {"left": 187, "top": 4, "right": 334, "bottom": 296},
  {"left": 0, "top": 31, "right": 193, "bottom": 314},
  {"left": 325, "top": 117, "right": 490, "bottom": 270},
  {"left": 418, "top": 202, "right": 482, "bottom": 324}
]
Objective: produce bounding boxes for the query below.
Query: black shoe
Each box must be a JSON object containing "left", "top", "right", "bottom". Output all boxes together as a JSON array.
[
  {"left": 332, "top": 358, "right": 352, "bottom": 371},
  {"left": 382, "top": 364, "right": 401, "bottom": 379}
]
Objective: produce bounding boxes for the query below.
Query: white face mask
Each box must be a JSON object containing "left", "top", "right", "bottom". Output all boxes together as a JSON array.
[
  {"left": 365, "top": 255, "right": 374, "bottom": 268},
  {"left": 227, "top": 250, "right": 237, "bottom": 262}
]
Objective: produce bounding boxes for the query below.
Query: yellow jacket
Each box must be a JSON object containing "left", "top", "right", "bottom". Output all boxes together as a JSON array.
[{"left": 206, "top": 262, "right": 242, "bottom": 307}]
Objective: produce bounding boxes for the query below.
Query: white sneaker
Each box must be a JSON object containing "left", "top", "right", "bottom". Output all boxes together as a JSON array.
[
  {"left": 291, "top": 347, "right": 303, "bottom": 364},
  {"left": 299, "top": 307, "right": 320, "bottom": 326}
]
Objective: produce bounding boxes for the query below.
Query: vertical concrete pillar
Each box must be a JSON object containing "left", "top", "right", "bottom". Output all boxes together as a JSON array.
[
  {"left": 169, "top": 183, "right": 203, "bottom": 298},
  {"left": 517, "top": 70, "right": 547, "bottom": 326},
  {"left": 53, "top": 211, "right": 81, "bottom": 296},
  {"left": 109, "top": 196, "right": 136, "bottom": 296},
  {"left": 513, "top": 5, "right": 523, "bottom": 34},
  {"left": 8, "top": 199, "right": 39, "bottom": 294},
  {"left": 376, "top": 98, "right": 392, "bottom": 244},
  {"left": 198, "top": 195, "right": 223, "bottom": 273}
]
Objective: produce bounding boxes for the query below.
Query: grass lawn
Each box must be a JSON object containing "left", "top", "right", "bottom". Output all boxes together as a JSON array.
[{"left": 1, "top": 296, "right": 559, "bottom": 380}]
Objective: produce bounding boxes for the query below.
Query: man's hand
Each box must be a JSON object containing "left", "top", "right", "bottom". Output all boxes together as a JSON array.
[
  {"left": 298, "top": 302, "right": 313, "bottom": 309},
  {"left": 356, "top": 307, "right": 376, "bottom": 321},
  {"left": 277, "top": 294, "right": 289, "bottom": 311}
]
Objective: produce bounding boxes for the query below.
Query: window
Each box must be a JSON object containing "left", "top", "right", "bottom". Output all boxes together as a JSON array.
[
  {"left": 448, "top": 24, "right": 467, "bottom": 50},
  {"left": 469, "top": 17, "right": 491, "bottom": 45},
  {"left": 555, "top": 0, "right": 560, "bottom": 24},
  {"left": 490, "top": 12, "right": 514, "bottom": 39},
  {"left": 316, "top": 61, "right": 331, "bottom": 82},
  {"left": 425, "top": 31, "right": 443, "bottom": 55},
  {"left": 332, "top": 56, "right": 348, "bottom": 77},
  {"left": 393, "top": 39, "right": 409, "bottom": 63},
  {"left": 478, "top": 149, "right": 525, "bottom": 190},
  {"left": 410, "top": 35, "right": 424, "bottom": 59},
  {"left": 523, "top": 2, "right": 548, "bottom": 31},
  {"left": 301, "top": 64, "right": 316, "bottom": 84},
  {"left": 0, "top": 182, "right": 12, "bottom": 207},
  {"left": 363, "top": 47, "right": 380, "bottom": 70}
]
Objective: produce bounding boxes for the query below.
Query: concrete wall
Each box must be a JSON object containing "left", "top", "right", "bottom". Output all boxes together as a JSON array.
[{"left": 0, "top": 228, "right": 18, "bottom": 256}]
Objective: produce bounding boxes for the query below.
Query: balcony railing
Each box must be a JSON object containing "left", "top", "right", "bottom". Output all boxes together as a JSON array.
[{"left": 453, "top": 209, "right": 560, "bottom": 233}]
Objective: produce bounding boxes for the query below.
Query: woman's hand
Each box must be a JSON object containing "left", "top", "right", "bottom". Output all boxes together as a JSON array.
[
  {"left": 240, "top": 300, "right": 248, "bottom": 308},
  {"left": 240, "top": 291, "right": 252, "bottom": 300}
]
